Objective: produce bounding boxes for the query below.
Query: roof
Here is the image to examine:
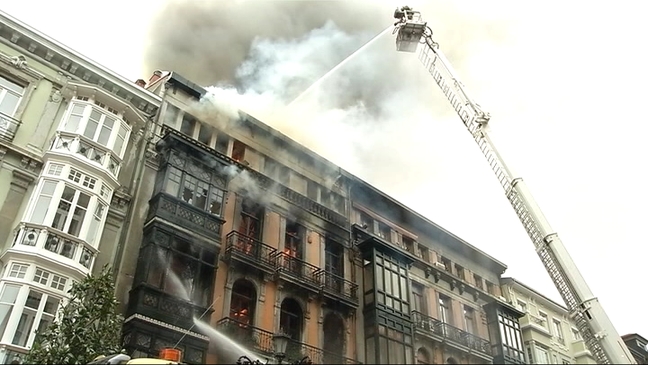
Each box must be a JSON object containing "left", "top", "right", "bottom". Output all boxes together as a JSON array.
[
  {"left": 163, "top": 71, "right": 508, "bottom": 274},
  {"left": 501, "top": 277, "right": 567, "bottom": 312}
]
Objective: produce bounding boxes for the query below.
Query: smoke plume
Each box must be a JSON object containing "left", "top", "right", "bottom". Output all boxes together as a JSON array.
[{"left": 144, "top": 0, "right": 515, "bottom": 201}]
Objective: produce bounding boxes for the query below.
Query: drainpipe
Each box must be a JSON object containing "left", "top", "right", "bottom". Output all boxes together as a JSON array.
[{"left": 110, "top": 88, "right": 166, "bottom": 281}]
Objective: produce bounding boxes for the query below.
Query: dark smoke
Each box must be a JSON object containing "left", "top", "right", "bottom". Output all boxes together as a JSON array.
[
  {"left": 144, "top": 0, "right": 388, "bottom": 87},
  {"left": 143, "top": 0, "right": 514, "bottom": 188}
]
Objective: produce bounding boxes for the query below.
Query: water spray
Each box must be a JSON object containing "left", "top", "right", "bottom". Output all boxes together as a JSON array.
[
  {"left": 172, "top": 295, "right": 221, "bottom": 350},
  {"left": 286, "top": 25, "right": 394, "bottom": 108}
]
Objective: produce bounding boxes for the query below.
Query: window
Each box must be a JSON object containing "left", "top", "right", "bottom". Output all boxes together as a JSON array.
[
  {"left": 100, "top": 183, "right": 111, "bottom": 201},
  {"left": 375, "top": 252, "right": 410, "bottom": 314},
  {"left": 60, "top": 102, "right": 131, "bottom": 157},
  {"left": 12, "top": 290, "right": 59, "bottom": 347},
  {"left": 214, "top": 133, "right": 229, "bottom": 155},
  {"left": 535, "top": 346, "right": 549, "bottom": 364},
  {"left": 8, "top": 264, "right": 28, "bottom": 279},
  {"left": 473, "top": 273, "right": 484, "bottom": 290},
  {"left": 538, "top": 312, "right": 549, "bottom": 330},
  {"left": 464, "top": 305, "right": 476, "bottom": 334},
  {"left": 455, "top": 264, "right": 465, "bottom": 280},
  {"left": 377, "top": 222, "right": 391, "bottom": 242},
  {"left": 411, "top": 284, "right": 425, "bottom": 314},
  {"left": 232, "top": 140, "right": 246, "bottom": 162},
  {"left": 52, "top": 185, "right": 90, "bottom": 237},
  {"left": 439, "top": 295, "right": 451, "bottom": 323},
  {"left": 498, "top": 312, "right": 525, "bottom": 361},
  {"left": 238, "top": 199, "right": 263, "bottom": 240},
  {"left": 0, "top": 75, "right": 24, "bottom": 117},
  {"left": 180, "top": 114, "right": 196, "bottom": 136},
  {"left": 306, "top": 182, "right": 318, "bottom": 201},
  {"left": 33, "top": 268, "right": 50, "bottom": 285},
  {"left": 47, "top": 163, "right": 64, "bottom": 177},
  {"left": 373, "top": 324, "right": 413, "bottom": 364},
  {"left": 517, "top": 300, "right": 527, "bottom": 313},
  {"left": 164, "top": 104, "right": 179, "bottom": 126},
  {"left": 402, "top": 236, "right": 415, "bottom": 254},
  {"left": 571, "top": 328, "right": 581, "bottom": 340},
  {"left": 553, "top": 319, "right": 564, "bottom": 343},
  {"left": 440, "top": 257, "right": 451, "bottom": 273},
  {"left": 145, "top": 237, "right": 216, "bottom": 307},
  {"left": 284, "top": 220, "right": 303, "bottom": 259},
  {"left": 198, "top": 123, "right": 213, "bottom": 146},
  {"left": 279, "top": 298, "right": 303, "bottom": 342},
  {"left": 85, "top": 203, "right": 106, "bottom": 245},
  {"left": 50, "top": 275, "right": 67, "bottom": 291},
  {"left": 163, "top": 157, "right": 226, "bottom": 217},
  {"left": 30, "top": 180, "right": 57, "bottom": 225},
  {"left": 230, "top": 279, "right": 256, "bottom": 325},
  {"left": 0, "top": 285, "right": 20, "bottom": 338}
]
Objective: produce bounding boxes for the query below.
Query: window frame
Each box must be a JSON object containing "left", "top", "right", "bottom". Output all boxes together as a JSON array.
[
  {"left": 161, "top": 153, "right": 227, "bottom": 218},
  {"left": 0, "top": 74, "right": 26, "bottom": 118},
  {"left": 26, "top": 177, "right": 107, "bottom": 246},
  {"left": 59, "top": 100, "right": 132, "bottom": 159}
]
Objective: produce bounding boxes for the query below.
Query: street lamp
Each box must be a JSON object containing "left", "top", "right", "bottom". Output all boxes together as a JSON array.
[{"left": 236, "top": 332, "right": 312, "bottom": 365}]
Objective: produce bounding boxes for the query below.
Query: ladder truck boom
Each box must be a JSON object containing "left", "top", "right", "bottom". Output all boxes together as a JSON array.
[{"left": 391, "top": 6, "right": 635, "bottom": 365}]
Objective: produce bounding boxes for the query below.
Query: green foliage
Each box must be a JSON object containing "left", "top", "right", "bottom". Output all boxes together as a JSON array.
[{"left": 24, "top": 265, "right": 124, "bottom": 365}]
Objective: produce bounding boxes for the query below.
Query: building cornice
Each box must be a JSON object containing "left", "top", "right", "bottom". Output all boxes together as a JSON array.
[{"left": 0, "top": 11, "right": 161, "bottom": 114}]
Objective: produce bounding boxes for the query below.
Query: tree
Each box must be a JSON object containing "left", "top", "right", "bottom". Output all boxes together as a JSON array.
[{"left": 25, "top": 265, "right": 125, "bottom": 364}]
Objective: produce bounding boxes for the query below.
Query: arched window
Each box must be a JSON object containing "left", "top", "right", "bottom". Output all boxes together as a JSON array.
[
  {"left": 280, "top": 298, "right": 303, "bottom": 341},
  {"left": 230, "top": 279, "right": 257, "bottom": 325},
  {"left": 416, "top": 347, "right": 430, "bottom": 364},
  {"left": 323, "top": 312, "right": 345, "bottom": 363}
]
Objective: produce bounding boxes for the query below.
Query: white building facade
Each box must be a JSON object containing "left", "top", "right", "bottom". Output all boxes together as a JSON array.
[
  {"left": 501, "top": 277, "right": 597, "bottom": 365},
  {"left": 0, "top": 10, "right": 160, "bottom": 363}
]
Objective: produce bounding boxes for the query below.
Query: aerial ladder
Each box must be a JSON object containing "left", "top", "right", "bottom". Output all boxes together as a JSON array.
[{"left": 392, "top": 6, "right": 635, "bottom": 365}]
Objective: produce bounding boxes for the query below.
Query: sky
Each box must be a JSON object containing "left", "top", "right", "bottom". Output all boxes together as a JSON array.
[{"left": 3, "top": 0, "right": 646, "bottom": 340}]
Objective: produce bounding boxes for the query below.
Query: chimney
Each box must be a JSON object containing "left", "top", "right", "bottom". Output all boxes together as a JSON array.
[
  {"left": 148, "top": 70, "right": 163, "bottom": 85},
  {"left": 135, "top": 79, "right": 146, "bottom": 87}
]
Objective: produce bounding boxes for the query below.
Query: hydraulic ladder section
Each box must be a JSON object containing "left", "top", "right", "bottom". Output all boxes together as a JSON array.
[{"left": 414, "top": 33, "right": 634, "bottom": 364}]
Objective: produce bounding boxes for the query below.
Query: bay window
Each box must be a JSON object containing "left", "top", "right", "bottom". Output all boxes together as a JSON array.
[
  {"left": 0, "top": 285, "right": 20, "bottom": 339},
  {"left": 27, "top": 177, "right": 107, "bottom": 246},
  {"left": 59, "top": 100, "right": 131, "bottom": 159},
  {"left": 162, "top": 155, "right": 227, "bottom": 217},
  {"left": 0, "top": 285, "right": 60, "bottom": 349}
]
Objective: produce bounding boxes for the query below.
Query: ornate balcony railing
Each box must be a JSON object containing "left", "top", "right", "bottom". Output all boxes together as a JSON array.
[
  {"left": 274, "top": 252, "right": 322, "bottom": 289},
  {"left": 12, "top": 223, "right": 96, "bottom": 270},
  {"left": 223, "top": 231, "right": 358, "bottom": 305},
  {"left": 224, "top": 231, "right": 278, "bottom": 273},
  {"left": 147, "top": 193, "right": 223, "bottom": 240},
  {"left": 128, "top": 285, "right": 212, "bottom": 331},
  {"left": 215, "top": 317, "right": 360, "bottom": 364},
  {"left": 0, "top": 113, "right": 20, "bottom": 142},
  {"left": 315, "top": 270, "right": 358, "bottom": 303},
  {"left": 412, "top": 311, "right": 491, "bottom": 356}
]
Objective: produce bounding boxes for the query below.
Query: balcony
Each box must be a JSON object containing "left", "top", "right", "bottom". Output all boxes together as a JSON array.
[
  {"left": 222, "top": 231, "right": 359, "bottom": 307},
  {"left": 11, "top": 223, "right": 97, "bottom": 271},
  {"left": 315, "top": 270, "right": 358, "bottom": 307},
  {"left": 215, "top": 317, "right": 360, "bottom": 364},
  {"left": 147, "top": 192, "right": 224, "bottom": 240},
  {"left": 412, "top": 311, "right": 491, "bottom": 358},
  {"left": 274, "top": 251, "right": 322, "bottom": 292},
  {"left": 0, "top": 112, "right": 20, "bottom": 142},
  {"left": 223, "top": 231, "right": 278, "bottom": 275},
  {"left": 127, "top": 284, "right": 213, "bottom": 331}
]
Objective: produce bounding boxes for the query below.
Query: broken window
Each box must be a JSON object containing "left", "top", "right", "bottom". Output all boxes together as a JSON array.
[
  {"left": 358, "top": 211, "right": 373, "bottom": 231},
  {"left": 378, "top": 222, "right": 391, "bottom": 242},
  {"left": 402, "top": 236, "right": 415, "bottom": 254},
  {"left": 283, "top": 220, "right": 304, "bottom": 274},
  {"left": 197, "top": 123, "right": 213, "bottom": 146},
  {"left": 230, "top": 279, "right": 257, "bottom": 325},
  {"left": 455, "top": 264, "right": 465, "bottom": 280},
  {"left": 473, "top": 273, "right": 484, "bottom": 290},
  {"left": 164, "top": 164, "right": 226, "bottom": 217},
  {"left": 440, "top": 256, "right": 452, "bottom": 273},
  {"left": 306, "top": 181, "right": 319, "bottom": 201}
]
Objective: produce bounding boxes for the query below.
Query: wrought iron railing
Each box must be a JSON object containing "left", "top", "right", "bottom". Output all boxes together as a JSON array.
[
  {"left": 411, "top": 311, "right": 491, "bottom": 356},
  {"left": 224, "top": 231, "right": 278, "bottom": 272},
  {"left": 223, "top": 231, "right": 358, "bottom": 304},
  {"left": 215, "top": 317, "right": 359, "bottom": 364},
  {"left": 315, "top": 270, "right": 358, "bottom": 302}
]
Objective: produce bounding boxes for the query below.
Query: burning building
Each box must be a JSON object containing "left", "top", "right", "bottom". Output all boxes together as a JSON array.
[{"left": 0, "top": 7, "right": 528, "bottom": 364}]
